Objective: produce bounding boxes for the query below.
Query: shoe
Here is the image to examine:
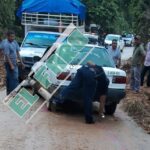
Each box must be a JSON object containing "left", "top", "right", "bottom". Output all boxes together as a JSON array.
[{"left": 99, "top": 113, "right": 105, "bottom": 119}]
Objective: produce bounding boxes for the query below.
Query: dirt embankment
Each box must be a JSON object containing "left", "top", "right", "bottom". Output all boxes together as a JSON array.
[
  {"left": 122, "top": 86, "right": 150, "bottom": 134},
  {"left": 121, "top": 59, "right": 150, "bottom": 134}
]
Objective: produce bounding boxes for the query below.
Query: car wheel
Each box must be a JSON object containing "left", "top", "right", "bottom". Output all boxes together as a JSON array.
[
  {"left": 105, "top": 103, "right": 117, "bottom": 115},
  {"left": 47, "top": 98, "right": 63, "bottom": 112}
]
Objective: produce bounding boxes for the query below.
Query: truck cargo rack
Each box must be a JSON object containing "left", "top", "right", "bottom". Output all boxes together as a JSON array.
[{"left": 21, "top": 12, "right": 85, "bottom": 32}]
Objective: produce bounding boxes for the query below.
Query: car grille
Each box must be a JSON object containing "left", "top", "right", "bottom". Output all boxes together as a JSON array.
[
  {"left": 22, "top": 57, "right": 34, "bottom": 66},
  {"left": 23, "top": 57, "right": 33, "bottom": 62}
]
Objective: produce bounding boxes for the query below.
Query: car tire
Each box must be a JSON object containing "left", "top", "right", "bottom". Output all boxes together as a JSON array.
[{"left": 105, "top": 103, "right": 117, "bottom": 115}]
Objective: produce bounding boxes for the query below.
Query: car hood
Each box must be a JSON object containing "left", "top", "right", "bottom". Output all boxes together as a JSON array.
[
  {"left": 104, "top": 40, "right": 112, "bottom": 44},
  {"left": 20, "top": 47, "right": 46, "bottom": 58}
]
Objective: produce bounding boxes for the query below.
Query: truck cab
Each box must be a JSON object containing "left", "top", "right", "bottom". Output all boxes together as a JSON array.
[
  {"left": 19, "top": 31, "right": 61, "bottom": 80},
  {"left": 19, "top": 12, "right": 85, "bottom": 80}
]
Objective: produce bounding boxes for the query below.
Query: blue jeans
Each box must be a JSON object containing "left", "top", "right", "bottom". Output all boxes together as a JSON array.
[
  {"left": 130, "top": 65, "right": 141, "bottom": 92},
  {"left": 5, "top": 63, "right": 19, "bottom": 95},
  {"left": 56, "top": 66, "right": 97, "bottom": 122}
]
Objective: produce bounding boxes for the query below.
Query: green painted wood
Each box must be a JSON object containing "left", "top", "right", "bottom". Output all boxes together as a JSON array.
[{"left": 8, "top": 88, "right": 39, "bottom": 117}]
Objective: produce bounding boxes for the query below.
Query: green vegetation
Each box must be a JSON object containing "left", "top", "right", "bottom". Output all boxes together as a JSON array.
[
  {"left": 0, "top": 0, "right": 149, "bottom": 41},
  {"left": 82, "top": 0, "right": 150, "bottom": 41}
]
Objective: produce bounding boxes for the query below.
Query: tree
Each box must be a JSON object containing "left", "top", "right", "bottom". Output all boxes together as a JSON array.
[
  {"left": 129, "top": 0, "right": 150, "bottom": 43},
  {"left": 82, "top": 0, "right": 128, "bottom": 33},
  {"left": 0, "top": 0, "right": 15, "bottom": 29}
]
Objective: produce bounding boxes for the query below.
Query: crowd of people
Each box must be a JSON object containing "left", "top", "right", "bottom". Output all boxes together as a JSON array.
[{"left": 0, "top": 30, "right": 149, "bottom": 124}]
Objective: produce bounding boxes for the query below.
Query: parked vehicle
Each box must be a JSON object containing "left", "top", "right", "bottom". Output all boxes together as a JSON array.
[
  {"left": 19, "top": 31, "right": 61, "bottom": 80},
  {"left": 104, "top": 34, "right": 125, "bottom": 51},
  {"left": 47, "top": 45, "right": 127, "bottom": 115},
  {"left": 122, "top": 34, "right": 134, "bottom": 46},
  {"left": 84, "top": 33, "right": 99, "bottom": 45},
  {"left": 19, "top": 31, "right": 100, "bottom": 80},
  {"left": 89, "top": 24, "right": 99, "bottom": 34},
  {"left": 19, "top": 10, "right": 86, "bottom": 80}
]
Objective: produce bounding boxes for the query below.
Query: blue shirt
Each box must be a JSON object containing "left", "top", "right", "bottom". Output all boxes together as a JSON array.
[
  {"left": 2, "top": 39, "right": 20, "bottom": 64},
  {"left": 108, "top": 47, "right": 121, "bottom": 66}
]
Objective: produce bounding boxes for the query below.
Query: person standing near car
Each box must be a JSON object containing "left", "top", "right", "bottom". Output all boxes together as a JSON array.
[
  {"left": 50, "top": 61, "right": 109, "bottom": 124},
  {"left": 141, "top": 40, "right": 150, "bottom": 87},
  {"left": 108, "top": 39, "right": 121, "bottom": 68},
  {"left": 130, "top": 35, "right": 146, "bottom": 93},
  {"left": 3, "top": 31, "right": 24, "bottom": 95}
]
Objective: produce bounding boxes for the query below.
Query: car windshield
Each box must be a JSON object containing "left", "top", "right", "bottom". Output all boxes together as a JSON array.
[
  {"left": 70, "top": 47, "right": 115, "bottom": 67},
  {"left": 126, "top": 34, "right": 133, "bottom": 38},
  {"left": 22, "top": 32, "right": 60, "bottom": 48},
  {"left": 105, "top": 35, "right": 119, "bottom": 41}
]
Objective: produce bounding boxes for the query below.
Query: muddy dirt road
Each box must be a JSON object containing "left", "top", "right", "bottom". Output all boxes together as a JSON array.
[{"left": 0, "top": 89, "right": 150, "bottom": 150}]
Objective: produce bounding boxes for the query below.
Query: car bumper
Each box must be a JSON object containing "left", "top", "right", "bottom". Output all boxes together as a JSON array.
[
  {"left": 50, "top": 86, "right": 126, "bottom": 105},
  {"left": 106, "top": 88, "right": 126, "bottom": 105}
]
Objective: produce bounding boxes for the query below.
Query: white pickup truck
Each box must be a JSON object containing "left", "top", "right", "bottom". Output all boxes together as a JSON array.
[{"left": 19, "top": 31, "right": 61, "bottom": 80}]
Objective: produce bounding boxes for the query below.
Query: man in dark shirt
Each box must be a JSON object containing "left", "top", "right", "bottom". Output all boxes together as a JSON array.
[
  {"left": 51, "top": 61, "right": 109, "bottom": 124},
  {"left": 130, "top": 35, "right": 145, "bottom": 93}
]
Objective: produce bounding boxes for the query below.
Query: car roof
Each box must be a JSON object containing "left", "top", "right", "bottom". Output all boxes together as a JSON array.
[
  {"left": 106, "top": 34, "right": 121, "bottom": 37},
  {"left": 84, "top": 33, "right": 98, "bottom": 38}
]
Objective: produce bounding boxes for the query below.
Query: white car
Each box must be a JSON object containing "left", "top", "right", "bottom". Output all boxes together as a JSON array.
[
  {"left": 84, "top": 33, "right": 99, "bottom": 45},
  {"left": 122, "top": 34, "right": 134, "bottom": 46},
  {"left": 104, "top": 34, "right": 125, "bottom": 51},
  {"left": 47, "top": 45, "right": 126, "bottom": 115},
  {"left": 20, "top": 30, "right": 126, "bottom": 115}
]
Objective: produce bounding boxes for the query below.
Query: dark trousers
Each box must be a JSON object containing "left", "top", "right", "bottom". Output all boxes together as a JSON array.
[
  {"left": 58, "top": 66, "right": 97, "bottom": 122},
  {"left": 141, "top": 66, "right": 150, "bottom": 87},
  {"left": 5, "top": 63, "right": 19, "bottom": 95}
]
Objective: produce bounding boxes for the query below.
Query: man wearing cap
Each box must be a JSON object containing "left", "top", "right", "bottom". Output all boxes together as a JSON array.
[{"left": 130, "top": 35, "right": 146, "bottom": 93}]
